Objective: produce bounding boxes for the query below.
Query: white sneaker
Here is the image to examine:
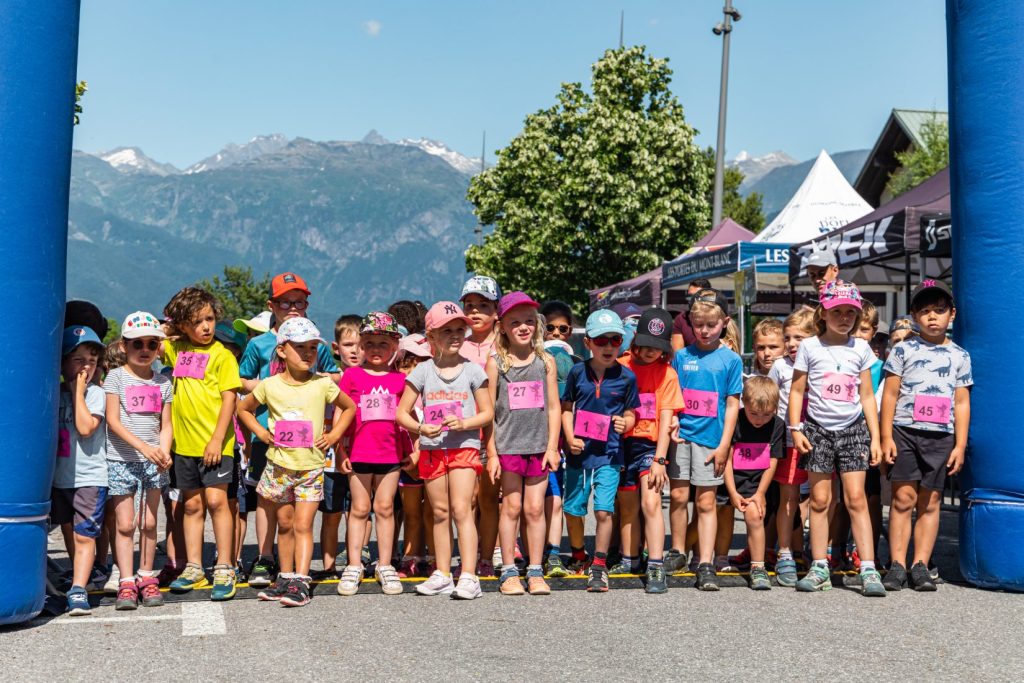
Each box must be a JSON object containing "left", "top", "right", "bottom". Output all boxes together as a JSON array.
[
  {"left": 336, "top": 565, "right": 364, "bottom": 596},
  {"left": 375, "top": 564, "right": 403, "bottom": 595},
  {"left": 416, "top": 570, "right": 455, "bottom": 596},
  {"left": 491, "top": 546, "right": 502, "bottom": 569},
  {"left": 451, "top": 573, "right": 482, "bottom": 600},
  {"left": 103, "top": 565, "right": 120, "bottom": 595}
]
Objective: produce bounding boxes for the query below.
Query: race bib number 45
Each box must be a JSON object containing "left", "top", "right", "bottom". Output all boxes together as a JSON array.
[{"left": 913, "top": 394, "right": 951, "bottom": 424}]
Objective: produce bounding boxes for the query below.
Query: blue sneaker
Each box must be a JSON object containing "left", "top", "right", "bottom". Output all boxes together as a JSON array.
[
  {"left": 795, "top": 564, "right": 832, "bottom": 592},
  {"left": 210, "top": 565, "right": 237, "bottom": 601},
  {"left": 66, "top": 586, "right": 91, "bottom": 616},
  {"left": 775, "top": 557, "right": 799, "bottom": 587},
  {"left": 169, "top": 563, "right": 209, "bottom": 593}
]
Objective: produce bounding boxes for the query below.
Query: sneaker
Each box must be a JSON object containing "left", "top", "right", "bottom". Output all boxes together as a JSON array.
[
  {"left": 775, "top": 557, "right": 799, "bottom": 588},
  {"left": 714, "top": 556, "right": 739, "bottom": 573},
  {"left": 114, "top": 581, "right": 138, "bottom": 610},
  {"left": 910, "top": 562, "right": 937, "bottom": 592},
  {"left": 376, "top": 564, "right": 403, "bottom": 595},
  {"left": 233, "top": 565, "right": 246, "bottom": 584},
  {"left": 210, "top": 565, "right": 237, "bottom": 601},
  {"left": 662, "top": 549, "right": 686, "bottom": 574},
  {"left": 336, "top": 549, "right": 348, "bottom": 568},
  {"left": 397, "top": 557, "right": 419, "bottom": 579},
  {"left": 860, "top": 568, "right": 887, "bottom": 597},
  {"left": 361, "top": 547, "right": 372, "bottom": 567},
  {"left": 540, "top": 554, "right": 564, "bottom": 578},
  {"left": 567, "top": 554, "right": 591, "bottom": 576},
  {"left": 247, "top": 556, "right": 276, "bottom": 588},
  {"left": 336, "top": 565, "right": 364, "bottom": 596},
  {"left": 169, "top": 563, "right": 209, "bottom": 593},
  {"left": 696, "top": 563, "right": 720, "bottom": 591},
  {"left": 883, "top": 562, "right": 907, "bottom": 591},
  {"left": 258, "top": 577, "right": 292, "bottom": 601},
  {"left": 280, "top": 577, "right": 312, "bottom": 607},
  {"left": 929, "top": 563, "right": 944, "bottom": 585},
  {"left": 607, "top": 561, "right": 633, "bottom": 576},
  {"left": 66, "top": 586, "right": 91, "bottom": 616},
  {"left": 478, "top": 559, "right": 495, "bottom": 578},
  {"left": 103, "top": 565, "right": 121, "bottom": 595},
  {"left": 749, "top": 566, "right": 771, "bottom": 591},
  {"left": 586, "top": 564, "right": 609, "bottom": 593},
  {"left": 156, "top": 562, "right": 183, "bottom": 588},
  {"left": 137, "top": 576, "right": 163, "bottom": 607},
  {"left": 451, "top": 574, "right": 483, "bottom": 600},
  {"left": 729, "top": 548, "right": 752, "bottom": 571},
  {"left": 86, "top": 566, "right": 108, "bottom": 592},
  {"left": 500, "top": 571, "right": 525, "bottom": 595},
  {"left": 527, "top": 574, "right": 551, "bottom": 595},
  {"left": 644, "top": 564, "right": 668, "bottom": 594},
  {"left": 416, "top": 570, "right": 455, "bottom": 596},
  {"left": 795, "top": 565, "right": 832, "bottom": 592}
]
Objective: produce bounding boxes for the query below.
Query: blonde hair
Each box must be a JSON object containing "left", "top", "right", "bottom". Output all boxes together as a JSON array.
[
  {"left": 494, "top": 310, "right": 550, "bottom": 373},
  {"left": 813, "top": 305, "right": 864, "bottom": 337},
  {"left": 722, "top": 320, "right": 741, "bottom": 354},
  {"left": 752, "top": 318, "right": 783, "bottom": 342},
  {"left": 689, "top": 300, "right": 727, "bottom": 321},
  {"left": 743, "top": 376, "right": 780, "bottom": 413},
  {"left": 860, "top": 299, "right": 879, "bottom": 330},
  {"left": 783, "top": 308, "right": 817, "bottom": 337}
]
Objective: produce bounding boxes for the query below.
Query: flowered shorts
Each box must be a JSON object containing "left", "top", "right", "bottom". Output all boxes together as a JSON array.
[
  {"left": 256, "top": 463, "right": 324, "bottom": 503},
  {"left": 108, "top": 459, "right": 169, "bottom": 496}
]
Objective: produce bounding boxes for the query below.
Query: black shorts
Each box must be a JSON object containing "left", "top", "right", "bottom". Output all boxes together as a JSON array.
[
  {"left": 350, "top": 462, "right": 401, "bottom": 475},
  {"left": 717, "top": 468, "right": 768, "bottom": 505},
  {"left": 800, "top": 419, "right": 870, "bottom": 475},
  {"left": 888, "top": 425, "right": 955, "bottom": 491},
  {"left": 51, "top": 486, "right": 107, "bottom": 538},
  {"left": 319, "top": 471, "right": 350, "bottom": 514},
  {"left": 238, "top": 480, "right": 258, "bottom": 515},
  {"left": 171, "top": 453, "right": 236, "bottom": 491},
  {"left": 619, "top": 438, "right": 656, "bottom": 490},
  {"left": 247, "top": 441, "right": 270, "bottom": 482}
]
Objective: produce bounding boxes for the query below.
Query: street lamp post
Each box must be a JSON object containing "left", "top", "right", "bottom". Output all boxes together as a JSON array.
[{"left": 711, "top": 1, "right": 741, "bottom": 229}]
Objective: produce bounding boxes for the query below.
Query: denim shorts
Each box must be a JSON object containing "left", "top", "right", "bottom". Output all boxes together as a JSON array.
[
  {"left": 107, "top": 460, "right": 169, "bottom": 496},
  {"left": 563, "top": 464, "right": 618, "bottom": 516}
]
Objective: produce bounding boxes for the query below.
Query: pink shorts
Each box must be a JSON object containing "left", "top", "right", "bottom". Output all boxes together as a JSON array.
[
  {"left": 773, "top": 447, "right": 808, "bottom": 486},
  {"left": 499, "top": 453, "right": 547, "bottom": 478}
]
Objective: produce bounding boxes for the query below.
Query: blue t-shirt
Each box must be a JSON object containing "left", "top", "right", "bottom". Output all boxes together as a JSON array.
[
  {"left": 672, "top": 344, "right": 744, "bottom": 449},
  {"left": 238, "top": 329, "right": 340, "bottom": 432},
  {"left": 560, "top": 360, "right": 640, "bottom": 469},
  {"left": 869, "top": 357, "right": 884, "bottom": 392}
]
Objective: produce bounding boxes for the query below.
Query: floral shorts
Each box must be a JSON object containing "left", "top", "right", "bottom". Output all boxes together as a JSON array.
[
  {"left": 256, "top": 463, "right": 324, "bottom": 503},
  {"left": 108, "top": 460, "right": 169, "bottom": 496}
]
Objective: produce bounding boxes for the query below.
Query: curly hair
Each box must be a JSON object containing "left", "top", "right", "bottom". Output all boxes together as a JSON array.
[
  {"left": 387, "top": 300, "right": 427, "bottom": 335},
  {"left": 163, "top": 286, "right": 222, "bottom": 336}
]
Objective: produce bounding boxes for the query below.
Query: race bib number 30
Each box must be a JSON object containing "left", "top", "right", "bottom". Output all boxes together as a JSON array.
[
  {"left": 574, "top": 409, "right": 610, "bottom": 442},
  {"left": 360, "top": 393, "right": 397, "bottom": 421},
  {"left": 683, "top": 389, "right": 718, "bottom": 418},
  {"left": 733, "top": 442, "right": 770, "bottom": 470},
  {"left": 126, "top": 385, "right": 162, "bottom": 414},
  {"left": 508, "top": 381, "right": 544, "bottom": 410},
  {"left": 913, "top": 394, "right": 951, "bottom": 424},
  {"left": 274, "top": 420, "right": 314, "bottom": 448},
  {"left": 172, "top": 352, "right": 209, "bottom": 380},
  {"left": 822, "top": 372, "right": 858, "bottom": 403}
]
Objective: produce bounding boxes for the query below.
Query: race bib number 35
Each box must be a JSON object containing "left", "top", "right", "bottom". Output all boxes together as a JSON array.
[
  {"left": 173, "top": 351, "right": 209, "bottom": 380},
  {"left": 274, "top": 420, "right": 314, "bottom": 448}
]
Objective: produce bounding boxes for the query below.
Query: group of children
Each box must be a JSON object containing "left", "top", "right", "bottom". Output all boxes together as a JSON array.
[{"left": 54, "top": 269, "right": 970, "bottom": 613}]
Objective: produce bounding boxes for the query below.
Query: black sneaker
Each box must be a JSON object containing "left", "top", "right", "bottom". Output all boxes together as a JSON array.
[
  {"left": 928, "top": 563, "right": 945, "bottom": 585},
  {"left": 248, "top": 556, "right": 277, "bottom": 588},
  {"left": 586, "top": 564, "right": 609, "bottom": 593},
  {"left": 662, "top": 549, "right": 685, "bottom": 574},
  {"left": 280, "top": 578, "right": 311, "bottom": 607},
  {"left": 645, "top": 564, "right": 668, "bottom": 594},
  {"left": 910, "top": 562, "right": 937, "bottom": 592},
  {"left": 257, "top": 577, "right": 291, "bottom": 601},
  {"left": 696, "top": 563, "right": 719, "bottom": 591},
  {"left": 883, "top": 562, "right": 907, "bottom": 591}
]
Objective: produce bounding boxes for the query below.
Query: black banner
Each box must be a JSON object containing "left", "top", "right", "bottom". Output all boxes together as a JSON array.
[
  {"left": 589, "top": 279, "right": 654, "bottom": 311},
  {"left": 662, "top": 244, "right": 739, "bottom": 288},
  {"left": 921, "top": 215, "right": 952, "bottom": 257}
]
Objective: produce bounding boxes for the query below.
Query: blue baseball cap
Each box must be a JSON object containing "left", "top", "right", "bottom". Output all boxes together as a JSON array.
[
  {"left": 62, "top": 325, "right": 103, "bottom": 356},
  {"left": 585, "top": 309, "right": 625, "bottom": 338}
]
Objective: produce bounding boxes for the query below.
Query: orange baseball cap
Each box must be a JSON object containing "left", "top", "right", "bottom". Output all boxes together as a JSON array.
[{"left": 269, "top": 272, "right": 311, "bottom": 299}]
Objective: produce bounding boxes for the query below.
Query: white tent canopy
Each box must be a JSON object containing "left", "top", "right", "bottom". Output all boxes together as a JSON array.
[{"left": 753, "top": 150, "right": 873, "bottom": 244}]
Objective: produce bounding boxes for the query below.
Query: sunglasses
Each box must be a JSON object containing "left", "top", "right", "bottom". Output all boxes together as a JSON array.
[
  {"left": 274, "top": 300, "right": 308, "bottom": 310},
  {"left": 589, "top": 335, "right": 623, "bottom": 348},
  {"left": 546, "top": 324, "right": 571, "bottom": 334},
  {"left": 130, "top": 339, "right": 160, "bottom": 351}
]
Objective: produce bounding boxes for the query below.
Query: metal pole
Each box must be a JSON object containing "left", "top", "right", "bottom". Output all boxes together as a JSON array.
[
  {"left": 711, "top": 2, "right": 740, "bottom": 229},
  {"left": 619, "top": 10, "right": 624, "bottom": 48}
]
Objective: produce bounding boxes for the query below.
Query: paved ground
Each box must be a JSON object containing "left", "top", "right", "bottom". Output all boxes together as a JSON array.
[{"left": 3, "top": 502, "right": 1023, "bottom": 681}]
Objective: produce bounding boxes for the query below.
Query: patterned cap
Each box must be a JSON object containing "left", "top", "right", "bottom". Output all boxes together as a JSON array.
[
  {"left": 460, "top": 275, "right": 501, "bottom": 302},
  {"left": 276, "top": 317, "right": 325, "bottom": 345},
  {"left": 360, "top": 311, "right": 402, "bottom": 338},
  {"left": 121, "top": 311, "right": 166, "bottom": 339},
  {"left": 819, "top": 279, "right": 862, "bottom": 310}
]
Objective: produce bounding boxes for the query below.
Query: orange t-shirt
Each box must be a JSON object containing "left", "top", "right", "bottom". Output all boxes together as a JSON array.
[{"left": 619, "top": 354, "right": 685, "bottom": 442}]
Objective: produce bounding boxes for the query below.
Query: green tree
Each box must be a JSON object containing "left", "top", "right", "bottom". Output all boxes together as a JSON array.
[
  {"left": 197, "top": 266, "right": 272, "bottom": 321},
  {"left": 701, "top": 147, "right": 765, "bottom": 232},
  {"left": 102, "top": 316, "right": 120, "bottom": 345},
  {"left": 886, "top": 115, "right": 949, "bottom": 198},
  {"left": 74, "top": 80, "right": 87, "bottom": 125},
  {"left": 466, "top": 46, "right": 711, "bottom": 312}
]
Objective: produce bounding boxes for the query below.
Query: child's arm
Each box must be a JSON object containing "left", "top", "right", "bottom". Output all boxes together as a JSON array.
[
  {"left": 105, "top": 393, "right": 169, "bottom": 468},
  {"left": 879, "top": 373, "right": 902, "bottom": 465},
  {"left": 723, "top": 457, "right": 744, "bottom": 510},
  {"left": 949, "top": 386, "right": 971, "bottom": 475},
  {"left": 203, "top": 390, "right": 237, "bottom": 466},
  {"left": 542, "top": 356, "right": 562, "bottom": 472},
  {"left": 73, "top": 374, "right": 102, "bottom": 438},
  {"left": 612, "top": 409, "right": 636, "bottom": 435},
  {"left": 647, "top": 407, "right": 674, "bottom": 490},
  {"left": 707, "top": 395, "right": 740, "bottom": 477},
  {"left": 398, "top": 384, "right": 441, "bottom": 439},
  {"left": 448, "top": 385, "right": 493, "bottom": 432},
  {"left": 788, "top": 371, "right": 812, "bottom": 454},
  {"left": 858, "top": 368, "right": 881, "bottom": 466},
  {"left": 561, "top": 400, "right": 583, "bottom": 455},
  {"left": 159, "top": 400, "right": 173, "bottom": 469},
  {"left": 236, "top": 393, "right": 270, "bottom": 445},
  {"left": 320, "top": 391, "right": 356, "bottom": 451},
  {"left": 484, "top": 357, "right": 501, "bottom": 481}
]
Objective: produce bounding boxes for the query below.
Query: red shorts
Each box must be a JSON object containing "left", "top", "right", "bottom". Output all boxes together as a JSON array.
[
  {"left": 773, "top": 447, "right": 808, "bottom": 486},
  {"left": 418, "top": 448, "right": 482, "bottom": 481}
]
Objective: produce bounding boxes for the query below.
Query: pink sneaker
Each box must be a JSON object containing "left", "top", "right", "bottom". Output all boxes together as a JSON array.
[{"left": 137, "top": 576, "right": 163, "bottom": 607}]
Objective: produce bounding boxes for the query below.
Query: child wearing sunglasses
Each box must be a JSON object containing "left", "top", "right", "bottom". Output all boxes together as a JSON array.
[
  {"left": 540, "top": 300, "right": 575, "bottom": 343},
  {"left": 103, "top": 312, "right": 174, "bottom": 610},
  {"left": 560, "top": 310, "right": 639, "bottom": 592}
]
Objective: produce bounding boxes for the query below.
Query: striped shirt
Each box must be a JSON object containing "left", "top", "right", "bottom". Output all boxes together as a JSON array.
[{"left": 103, "top": 366, "right": 173, "bottom": 463}]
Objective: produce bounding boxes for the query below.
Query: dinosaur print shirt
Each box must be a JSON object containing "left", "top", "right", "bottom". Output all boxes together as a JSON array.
[
  {"left": 885, "top": 338, "right": 972, "bottom": 434},
  {"left": 794, "top": 336, "right": 876, "bottom": 431}
]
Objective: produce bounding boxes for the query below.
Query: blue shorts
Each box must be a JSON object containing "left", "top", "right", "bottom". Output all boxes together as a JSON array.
[
  {"left": 546, "top": 463, "right": 565, "bottom": 498},
  {"left": 619, "top": 438, "right": 656, "bottom": 491},
  {"left": 563, "top": 464, "right": 618, "bottom": 517},
  {"left": 107, "top": 460, "right": 168, "bottom": 496},
  {"left": 399, "top": 469, "right": 423, "bottom": 487}
]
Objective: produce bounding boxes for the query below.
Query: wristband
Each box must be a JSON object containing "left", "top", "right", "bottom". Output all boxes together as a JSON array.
[{"left": 787, "top": 422, "right": 804, "bottom": 433}]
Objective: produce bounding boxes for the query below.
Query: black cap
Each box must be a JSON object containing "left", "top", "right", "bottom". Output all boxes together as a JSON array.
[
  {"left": 633, "top": 308, "right": 673, "bottom": 354},
  {"left": 910, "top": 279, "right": 954, "bottom": 309},
  {"left": 690, "top": 288, "right": 730, "bottom": 316}
]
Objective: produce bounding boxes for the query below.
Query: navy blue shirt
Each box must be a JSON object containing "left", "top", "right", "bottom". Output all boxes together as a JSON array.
[{"left": 561, "top": 360, "right": 640, "bottom": 469}]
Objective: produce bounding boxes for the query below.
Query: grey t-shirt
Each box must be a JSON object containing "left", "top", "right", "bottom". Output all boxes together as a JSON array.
[
  {"left": 103, "top": 367, "right": 173, "bottom": 462},
  {"left": 55, "top": 385, "right": 108, "bottom": 488},
  {"left": 494, "top": 355, "right": 550, "bottom": 456},
  {"left": 406, "top": 359, "right": 488, "bottom": 450},
  {"left": 885, "top": 338, "right": 972, "bottom": 434}
]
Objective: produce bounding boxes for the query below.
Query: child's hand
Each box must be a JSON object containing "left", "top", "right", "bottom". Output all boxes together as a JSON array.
[
  {"left": 706, "top": 446, "right": 729, "bottom": 477},
  {"left": 647, "top": 460, "right": 667, "bottom": 491},
  {"left": 339, "top": 455, "right": 353, "bottom": 474},
  {"left": 792, "top": 430, "right": 812, "bottom": 455},
  {"left": 441, "top": 414, "right": 464, "bottom": 432},
  {"left": 73, "top": 369, "right": 89, "bottom": 394},
  {"left": 419, "top": 423, "right": 443, "bottom": 439},
  {"left": 257, "top": 428, "right": 274, "bottom": 446},
  {"left": 669, "top": 415, "right": 684, "bottom": 444},
  {"left": 868, "top": 439, "right": 882, "bottom": 467},
  {"left": 543, "top": 448, "right": 561, "bottom": 473},
  {"left": 401, "top": 451, "right": 419, "bottom": 476},
  {"left": 569, "top": 438, "right": 584, "bottom": 455},
  {"left": 730, "top": 494, "right": 747, "bottom": 511},
  {"left": 947, "top": 446, "right": 965, "bottom": 475},
  {"left": 611, "top": 415, "right": 626, "bottom": 435},
  {"left": 202, "top": 440, "right": 222, "bottom": 467},
  {"left": 882, "top": 437, "right": 898, "bottom": 465},
  {"left": 316, "top": 432, "right": 338, "bottom": 451},
  {"left": 486, "top": 456, "right": 501, "bottom": 483},
  {"left": 750, "top": 493, "right": 767, "bottom": 520}
]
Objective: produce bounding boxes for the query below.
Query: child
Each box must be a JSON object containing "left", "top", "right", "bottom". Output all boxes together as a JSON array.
[
  {"left": 335, "top": 312, "right": 409, "bottom": 596},
  {"left": 237, "top": 318, "right": 356, "bottom": 606},
  {"left": 668, "top": 289, "right": 743, "bottom": 591},
  {"left": 162, "top": 287, "right": 242, "bottom": 601},
  {"left": 396, "top": 333, "right": 434, "bottom": 577},
  {"left": 881, "top": 280, "right": 971, "bottom": 591},
  {"left": 540, "top": 300, "right": 575, "bottom": 343},
  {"left": 397, "top": 301, "right": 494, "bottom": 599},
  {"left": 723, "top": 377, "right": 785, "bottom": 590},
  {"left": 616, "top": 308, "right": 684, "bottom": 594},
  {"left": 104, "top": 312, "right": 173, "bottom": 610},
  {"left": 388, "top": 299, "right": 428, "bottom": 336},
  {"left": 485, "top": 292, "right": 561, "bottom": 596},
  {"left": 751, "top": 318, "right": 784, "bottom": 376},
  {"left": 561, "top": 310, "right": 639, "bottom": 593},
  {"left": 788, "top": 280, "right": 885, "bottom": 597},
  {"left": 889, "top": 318, "right": 917, "bottom": 347},
  {"left": 55, "top": 326, "right": 108, "bottom": 616},
  {"left": 768, "top": 307, "right": 816, "bottom": 586}
]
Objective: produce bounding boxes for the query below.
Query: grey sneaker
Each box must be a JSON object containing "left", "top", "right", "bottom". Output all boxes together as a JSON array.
[
  {"left": 883, "top": 562, "right": 907, "bottom": 591},
  {"left": 695, "top": 563, "right": 719, "bottom": 591},
  {"left": 644, "top": 563, "right": 668, "bottom": 594},
  {"left": 750, "top": 566, "right": 771, "bottom": 591},
  {"left": 910, "top": 562, "right": 937, "bottom": 592},
  {"left": 796, "top": 564, "right": 832, "bottom": 592},
  {"left": 662, "top": 549, "right": 685, "bottom": 574},
  {"left": 775, "top": 557, "right": 799, "bottom": 587},
  {"left": 587, "top": 564, "right": 609, "bottom": 593},
  {"left": 860, "top": 568, "right": 887, "bottom": 597}
]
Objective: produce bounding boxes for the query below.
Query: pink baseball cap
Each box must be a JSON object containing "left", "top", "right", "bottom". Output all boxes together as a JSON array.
[
  {"left": 398, "top": 333, "right": 432, "bottom": 358},
  {"left": 819, "top": 279, "right": 863, "bottom": 310},
  {"left": 497, "top": 291, "right": 540, "bottom": 318},
  {"left": 425, "top": 301, "right": 472, "bottom": 331}
]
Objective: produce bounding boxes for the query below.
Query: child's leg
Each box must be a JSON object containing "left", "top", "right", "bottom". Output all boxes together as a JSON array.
[
  {"left": 839, "top": 471, "right": 874, "bottom": 563},
  {"left": 255, "top": 503, "right": 277, "bottom": 559},
  {"left": 164, "top": 493, "right": 186, "bottom": 567},
  {"left": 235, "top": 512, "right": 247, "bottom": 567},
  {"left": 227, "top": 496, "right": 239, "bottom": 567},
  {"left": 640, "top": 478, "right": 665, "bottom": 563},
  {"left": 887, "top": 481, "right": 919, "bottom": 568},
  {"left": 320, "top": 512, "right": 342, "bottom": 570},
  {"left": 776, "top": 484, "right": 800, "bottom": 554},
  {"left": 744, "top": 505, "right": 766, "bottom": 563},
  {"left": 715, "top": 503, "right": 734, "bottom": 560},
  {"left": 615, "top": 489, "right": 641, "bottom": 561},
  {"left": 807, "top": 473, "right": 834, "bottom": 561},
  {"left": 694, "top": 486, "right": 718, "bottom": 564},
  {"left": 371, "top": 471, "right": 401, "bottom": 568},
  {"left": 139, "top": 489, "right": 162, "bottom": 573},
  {"left": 449, "top": 468, "right": 479, "bottom": 575},
  {"left": 346, "top": 473, "right": 374, "bottom": 568},
  {"left": 668, "top": 479, "right": 691, "bottom": 552},
  {"left": 73, "top": 531, "right": 97, "bottom": 588},
  {"left": 400, "top": 486, "right": 424, "bottom": 560},
  {"left": 544, "top": 494, "right": 564, "bottom": 554},
  {"left": 592, "top": 466, "right": 618, "bottom": 556},
  {"left": 522, "top": 476, "right": 548, "bottom": 566},
  {"left": 424, "top": 476, "right": 452, "bottom": 573},
  {"left": 292, "top": 501, "right": 319, "bottom": 577},
  {"left": 911, "top": 487, "right": 944, "bottom": 566},
  {"left": 203, "top": 485, "right": 234, "bottom": 566},
  {"left": 499, "top": 470, "right": 526, "bottom": 568},
  {"left": 276, "top": 502, "right": 295, "bottom": 574},
  {"left": 112, "top": 495, "right": 137, "bottom": 579},
  {"left": 477, "top": 468, "right": 501, "bottom": 565},
  {"left": 181, "top": 489, "right": 207, "bottom": 566}
]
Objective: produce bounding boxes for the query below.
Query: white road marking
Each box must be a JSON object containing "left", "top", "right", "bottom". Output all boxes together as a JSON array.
[
  {"left": 34, "top": 613, "right": 181, "bottom": 626},
  {"left": 179, "top": 601, "right": 226, "bottom": 636}
]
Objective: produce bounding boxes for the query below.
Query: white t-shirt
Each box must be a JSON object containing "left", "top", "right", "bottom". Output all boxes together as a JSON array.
[
  {"left": 793, "top": 336, "right": 874, "bottom": 430},
  {"left": 768, "top": 356, "right": 796, "bottom": 446}
]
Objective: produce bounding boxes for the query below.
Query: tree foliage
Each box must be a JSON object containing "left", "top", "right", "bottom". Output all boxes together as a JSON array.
[
  {"left": 74, "top": 80, "right": 87, "bottom": 126},
  {"left": 886, "top": 116, "right": 949, "bottom": 198},
  {"left": 465, "top": 46, "right": 711, "bottom": 312},
  {"left": 103, "top": 316, "right": 121, "bottom": 345},
  {"left": 197, "top": 266, "right": 272, "bottom": 321},
  {"left": 701, "top": 147, "right": 765, "bottom": 232}
]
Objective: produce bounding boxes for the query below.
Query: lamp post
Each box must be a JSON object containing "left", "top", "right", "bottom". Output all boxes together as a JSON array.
[{"left": 711, "top": 1, "right": 741, "bottom": 229}]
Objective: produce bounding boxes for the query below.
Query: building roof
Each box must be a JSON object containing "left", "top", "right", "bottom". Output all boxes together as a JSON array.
[{"left": 853, "top": 109, "right": 948, "bottom": 208}]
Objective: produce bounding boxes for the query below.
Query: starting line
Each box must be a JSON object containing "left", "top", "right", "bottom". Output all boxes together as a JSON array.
[{"left": 31, "top": 602, "right": 225, "bottom": 637}]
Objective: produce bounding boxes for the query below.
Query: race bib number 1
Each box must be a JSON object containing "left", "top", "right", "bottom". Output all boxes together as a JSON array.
[
  {"left": 822, "top": 372, "right": 858, "bottom": 403},
  {"left": 173, "top": 352, "right": 209, "bottom": 380},
  {"left": 508, "top": 381, "right": 544, "bottom": 410},
  {"left": 574, "top": 409, "right": 610, "bottom": 442},
  {"left": 913, "top": 394, "right": 952, "bottom": 424},
  {"left": 126, "top": 384, "right": 162, "bottom": 413},
  {"left": 274, "top": 420, "right": 314, "bottom": 448}
]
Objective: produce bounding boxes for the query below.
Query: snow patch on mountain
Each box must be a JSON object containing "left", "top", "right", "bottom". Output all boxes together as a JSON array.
[{"left": 100, "top": 147, "right": 179, "bottom": 176}]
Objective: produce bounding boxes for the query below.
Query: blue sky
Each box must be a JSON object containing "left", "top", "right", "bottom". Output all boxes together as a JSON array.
[{"left": 73, "top": 0, "right": 949, "bottom": 169}]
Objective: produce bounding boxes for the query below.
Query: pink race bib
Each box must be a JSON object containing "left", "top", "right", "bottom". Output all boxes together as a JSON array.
[
  {"left": 172, "top": 351, "right": 209, "bottom": 380},
  {"left": 574, "top": 409, "right": 610, "bottom": 442},
  {"left": 822, "top": 372, "right": 858, "bottom": 403},
  {"left": 360, "top": 393, "right": 397, "bottom": 421},
  {"left": 424, "top": 401, "right": 463, "bottom": 427},
  {"left": 683, "top": 389, "right": 718, "bottom": 417},
  {"left": 274, "top": 420, "right": 314, "bottom": 448},
  {"left": 126, "top": 384, "right": 162, "bottom": 414},
  {"left": 733, "top": 442, "right": 770, "bottom": 470},
  {"left": 508, "top": 381, "right": 544, "bottom": 410},
  {"left": 637, "top": 393, "right": 657, "bottom": 420},
  {"left": 913, "top": 394, "right": 952, "bottom": 424},
  {"left": 57, "top": 429, "right": 70, "bottom": 458}
]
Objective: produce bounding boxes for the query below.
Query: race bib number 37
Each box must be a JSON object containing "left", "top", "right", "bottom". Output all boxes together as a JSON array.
[{"left": 126, "top": 385, "right": 162, "bottom": 414}]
